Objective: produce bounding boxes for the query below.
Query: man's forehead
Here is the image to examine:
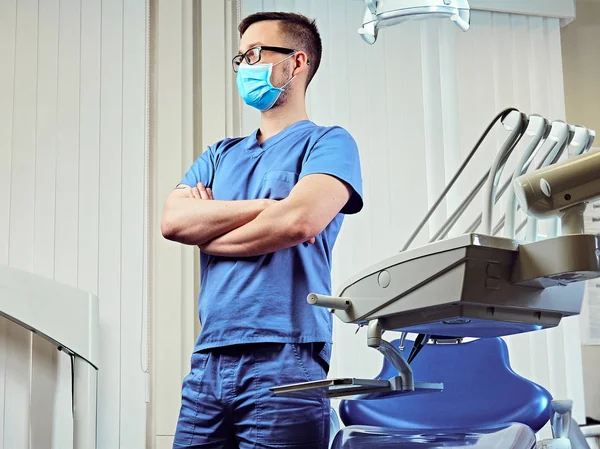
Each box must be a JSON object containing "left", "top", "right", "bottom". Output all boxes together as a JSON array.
[{"left": 239, "top": 20, "right": 283, "bottom": 52}]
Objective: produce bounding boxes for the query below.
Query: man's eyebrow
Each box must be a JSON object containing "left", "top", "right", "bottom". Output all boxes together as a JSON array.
[{"left": 238, "top": 41, "right": 262, "bottom": 54}]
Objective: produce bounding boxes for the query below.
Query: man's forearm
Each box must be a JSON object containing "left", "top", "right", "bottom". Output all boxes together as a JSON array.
[
  {"left": 199, "top": 201, "right": 312, "bottom": 257},
  {"left": 161, "top": 198, "right": 272, "bottom": 246}
]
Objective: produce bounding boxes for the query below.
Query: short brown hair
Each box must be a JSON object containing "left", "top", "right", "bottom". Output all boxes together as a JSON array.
[{"left": 238, "top": 12, "right": 322, "bottom": 88}]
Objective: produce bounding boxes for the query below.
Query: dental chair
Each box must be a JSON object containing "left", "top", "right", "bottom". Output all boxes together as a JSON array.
[
  {"left": 272, "top": 109, "right": 599, "bottom": 449},
  {"left": 334, "top": 336, "right": 587, "bottom": 448}
]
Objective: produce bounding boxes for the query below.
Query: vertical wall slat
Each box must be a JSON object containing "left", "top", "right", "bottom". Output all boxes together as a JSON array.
[
  {"left": 154, "top": 0, "right": 186, "bottom": 436},
  {"left": 30, "top": 4, "right": 62, "bottom": 445},
  {"left": 98, "top": 0, "right": 124, "bottom": 447},
  {"left": 180, "top": 0, "right": 197, "bottom": 377},
  {"left": 0, "top": 0, "right": 17, "bottom": 267},
  {"left": 53, "top": 1, "right": 84, "bottom": 446},
  {"left": 3, "top": 322, "right": 32, "bottom": 449},
  {"left": 55, "top": 0, "right": 82, "bottom": 285},
  {"left": 6, "top": 1, "right": 39, "bottom": 447},
  {"left": 78, "top": 0, "right": 102, "bottom": 297},
  {"left": 33, "top": 0, "right": 59, "bottom": 287},
  {"left": 0, "top": 319, "right": 6, "bottom": 449},
  {"left": 121, "top": 0, "right": 148, "bottom": 446},
  {"left": 9, "top": 0, "right": 37, "bottom": 272},
  {"left": 30, "top": 338, "right": 60, "bottom": 449}
]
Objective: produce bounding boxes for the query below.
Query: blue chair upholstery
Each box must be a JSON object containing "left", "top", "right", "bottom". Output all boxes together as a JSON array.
[{"left": 335, "top": 337, "right": 552, "bottom": 448}]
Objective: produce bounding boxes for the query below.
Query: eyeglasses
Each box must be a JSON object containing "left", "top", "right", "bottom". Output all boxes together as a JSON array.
[{"left": 232, "top": 46, "right": 297, "bottom": 73}]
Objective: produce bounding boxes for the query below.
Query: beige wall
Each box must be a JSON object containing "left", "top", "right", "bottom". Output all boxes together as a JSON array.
[
  {"left": 562, "top": 0, "right": 600, "bottom": 136},
  {"left": 150, "top": 1, "right": 237, "bottom": 447},
  {"left": 561, "top": 0, "right": 600, "bottom": 422}
]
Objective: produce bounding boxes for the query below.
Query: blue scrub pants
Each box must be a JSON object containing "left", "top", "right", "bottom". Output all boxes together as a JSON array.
[{"left": 173, "top": 342, "right": 331, "bottom": 449}]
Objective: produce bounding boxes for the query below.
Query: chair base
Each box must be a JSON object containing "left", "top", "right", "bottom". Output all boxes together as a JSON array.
[{"left": 332, "top": 423, "right": 537, "bottom": 449}]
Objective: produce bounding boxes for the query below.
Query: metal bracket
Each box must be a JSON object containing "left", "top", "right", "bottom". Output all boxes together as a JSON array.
[
  {"left": 270, "top": 319, "right": 443, "bottom": 399},
  {"left": 368, "top": 320, "right": 414, "bottom": 390}
]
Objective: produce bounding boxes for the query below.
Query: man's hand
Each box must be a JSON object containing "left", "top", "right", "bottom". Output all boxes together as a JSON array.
[
  {"left": 189, "top": 183, "right": 214, "bottom": 200},
  {"left": 182, "top": 182, "right": 214, "bottom": 200}
]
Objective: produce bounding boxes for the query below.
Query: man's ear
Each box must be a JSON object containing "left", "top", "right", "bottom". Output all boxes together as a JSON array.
[{"left": 292, "top": 51, "right": 309, "bottom": 78}]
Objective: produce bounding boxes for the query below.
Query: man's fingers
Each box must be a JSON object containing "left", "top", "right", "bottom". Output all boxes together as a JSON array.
[
  {"left": 197, "top": 183, "right": 210, "bottom": 200},
  {"left": 207, "top": 187, "right": 214, "bottom": 200},
  {"left": 191, "top": 187, "right": 201, "bottom": 199},
  {"left": 305, "top": 237, "right": 316, "bottom": 245}
]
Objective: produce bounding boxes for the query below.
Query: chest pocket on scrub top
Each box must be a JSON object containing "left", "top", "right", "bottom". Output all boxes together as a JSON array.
[{"left": 260, "top": 170, "right": 299, "bottom": 200}]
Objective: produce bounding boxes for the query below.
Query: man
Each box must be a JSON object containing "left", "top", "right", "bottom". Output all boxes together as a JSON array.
[{"left": 162, "top": 11, "right": 363, "bottom": 449}]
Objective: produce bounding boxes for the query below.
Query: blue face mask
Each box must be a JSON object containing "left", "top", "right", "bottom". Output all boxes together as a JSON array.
[{"left": 236, "top": 55, "right": 296, "bottom": 112}]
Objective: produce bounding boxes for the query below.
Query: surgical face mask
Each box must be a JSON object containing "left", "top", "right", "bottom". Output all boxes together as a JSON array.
[{"left": 236, "top": 55, "right": 296, "bottom": 112}]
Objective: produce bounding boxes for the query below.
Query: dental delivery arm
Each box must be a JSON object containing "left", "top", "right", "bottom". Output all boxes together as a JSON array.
[
  {"left": 161, "top": 185, "right": 273, "bottom": 246},
  {"left": 200, "top": 174, "right": 352, "bottom": 258}
]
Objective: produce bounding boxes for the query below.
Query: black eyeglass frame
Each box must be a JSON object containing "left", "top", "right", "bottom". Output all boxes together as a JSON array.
[{"left": 232, "top": 46, "right": 297, "bottom": 72}]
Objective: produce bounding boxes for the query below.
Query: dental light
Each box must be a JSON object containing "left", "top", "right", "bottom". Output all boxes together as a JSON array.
[{"left": 359, "top": 0, "right": 471, "bottom": 44}]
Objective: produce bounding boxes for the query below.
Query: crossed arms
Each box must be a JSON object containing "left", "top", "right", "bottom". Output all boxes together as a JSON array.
[{"left": 160, "top": 174, "right": 352, "bottom": 258}]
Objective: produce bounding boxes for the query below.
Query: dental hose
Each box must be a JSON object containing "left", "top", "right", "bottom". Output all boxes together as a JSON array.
[{"left": 401, "top": 107, "right": 521, "bottom": 252}]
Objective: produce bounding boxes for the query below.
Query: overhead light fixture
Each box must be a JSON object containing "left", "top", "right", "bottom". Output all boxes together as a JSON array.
[{"left": 358, "top": 0, "right": 471, "bottom": 44}]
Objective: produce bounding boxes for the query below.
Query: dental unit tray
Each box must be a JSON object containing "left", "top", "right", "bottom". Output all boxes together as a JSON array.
[
  {"left": 325, "top": 232, "right": 600, "bottom": 338},
  {"left": 271, "top": 109, "right": 600, "bottom": 400}
]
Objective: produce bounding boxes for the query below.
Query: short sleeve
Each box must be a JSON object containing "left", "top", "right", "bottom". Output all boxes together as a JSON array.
[
  {"left": 179, "top": 146, "right": 216, "bottom": 188},
  {"left": 300, "top": 127, "right": 363, "bottom": 214}
]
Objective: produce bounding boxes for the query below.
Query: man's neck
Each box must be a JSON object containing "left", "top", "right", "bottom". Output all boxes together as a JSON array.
[{"left": 257, "top": 100, "right": 309, "bottom": 144}]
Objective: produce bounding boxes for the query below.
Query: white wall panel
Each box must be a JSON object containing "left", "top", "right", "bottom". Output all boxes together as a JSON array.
[
  {"left": 0, "top": 0, "right": 149, "bottom": 447},
  {"left": 151, "top": 0, "right": 199, "bottom": 443},
  {"left": 240, "top": 0, "right": 586, "bottom": 429}
]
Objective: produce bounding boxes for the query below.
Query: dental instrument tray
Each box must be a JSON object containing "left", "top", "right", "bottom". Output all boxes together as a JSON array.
[
  {"left": 272, "top": 232, "right": 600, "bottom": 399},
  {"left": 326, "top": 232, "right": 600, "bottom": 338},
  {"left": 271, "top": 377, "right": 443, "bottom": 399}
]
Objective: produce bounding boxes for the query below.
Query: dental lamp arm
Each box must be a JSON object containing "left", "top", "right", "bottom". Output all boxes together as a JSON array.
[{"left": 200, "top": 174, "right": 352, "bottom": 257}]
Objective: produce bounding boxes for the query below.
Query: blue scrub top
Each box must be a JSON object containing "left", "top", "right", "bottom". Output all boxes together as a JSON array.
[{"left": 180, "top": 120, "right": 363, "bottom": 364}]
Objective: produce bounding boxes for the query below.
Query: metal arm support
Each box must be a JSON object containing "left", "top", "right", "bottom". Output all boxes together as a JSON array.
[{"left": 367, "top": 320, "right": 414, "bottom": 391}]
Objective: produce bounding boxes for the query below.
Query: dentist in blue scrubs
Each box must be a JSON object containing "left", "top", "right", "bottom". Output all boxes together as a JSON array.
[{"left": 162, "top": 11, "right": 363, "bottom": 449}]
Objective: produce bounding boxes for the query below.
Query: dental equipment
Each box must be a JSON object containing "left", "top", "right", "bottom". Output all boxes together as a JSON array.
[
  {"left": 481, "top": 111, "right": 526, "bottom": 235},
  {"left": 0, "top": 264, "right": 99, "bottom": 449},
  {"left": 430, "top": 110, "right": 525, "bottom": 243},
  {"left": 513, "top": 148, "right": 600, "bottom": 235},
  {"left": 568, "top": 125, "right": 591, "bottom": 157},
  {"left": 359, "top": 0, "right": 471, "bottom": 44},
  {"left": 524, "top": 121, "right": 572, "bottom": 241},
  {"left": 271, "top": 109, "right": 598, "bottom": 402},
  {"left": 504, "top": 115, "right": 551, "bottom": 238},
  {"left": 403, "top": 107, "right": 520, "bottom": 252}
]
